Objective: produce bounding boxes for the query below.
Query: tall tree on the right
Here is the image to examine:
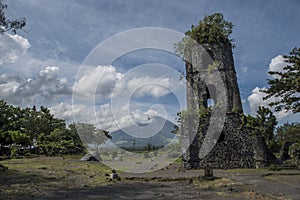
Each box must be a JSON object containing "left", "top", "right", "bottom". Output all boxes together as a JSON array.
[{"left": 263, "top": 47, "right": 300, "bottom": 113}]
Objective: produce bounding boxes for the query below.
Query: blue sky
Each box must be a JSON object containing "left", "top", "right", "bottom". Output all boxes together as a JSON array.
[{"left": 1, "top": 0, "right": 299, "bottom": 128}]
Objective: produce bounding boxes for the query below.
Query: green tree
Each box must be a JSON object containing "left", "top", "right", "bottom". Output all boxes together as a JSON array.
[
  {"left": 276, "top": 122, "right": 300, "bottom": 144},
  {"left": 0, "top": 100, "right": 95, "bottom": 156},
  {"left": 37, "top": 124, "right": 87, "bottom": 156},
  {"left": 0, "top": 100, "right": 11, "bottom": 132},
  {"left": 66, "top": 123, "right": 86, "bottom": 154},
  {"left": 9, "top": 130, "right": 30, "bottom": 147},
  {"left": 263, "top": 47, "right": 300, "bottom": 113},
  {"left": 176, "top": 12, "right": 234, "bottom": 62},
  {"left": 256, "top": 106, "right": 278, "bottom": 145},
  {"left": 0, "top": 130, "right": 30, "bottom": 157},
  {"left": 37, "top": 129, "right": 64, "bottom": 156},
  {"left": 185, "top": 13, "right": 234, "bottom": 46},
  {"left": 75, "top": 123, "right": 110, "bottom": 152},
  {"left": 0, "top": 0, "right": 26, "bottom": 34},
  {"left": 243, "top": 106, "right": 277, "bottom": 147},
  {"left": 268, "top": 122, "right": 300, "bottom": 154}
]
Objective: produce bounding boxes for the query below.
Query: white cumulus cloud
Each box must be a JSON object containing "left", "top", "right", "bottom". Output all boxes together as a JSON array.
[
  {"left": 54, "top": 100, "right": 166, "bottom": 132},
  {"left": 74, "top": 65, "right": 179, "bottom": 101},
  {"left": 73, "top": 65, "right": 123, "bottom": 100},
  {"left": 39, "top": 66, "right": 60, "bottom": 80},
  {"left": 0, "top": 66, "right": 70, "bottom": 106},
  {"left": 268, "top": 55, "right": 286, "bottom": 75},
  {"left": 0, "top": 33, "right": 31, "bottom": 65},
  {"left": 247, "top": 87, "right": 292, "bottom": 120},
  {"left": 120, "top": 76, "right": 173, "bottom": 98},
  {"left": 50, "top": 102, "right": 87, "bottom": 122},
  {"left": 247, "top": 54, "right": 295, "bottom": 121}
]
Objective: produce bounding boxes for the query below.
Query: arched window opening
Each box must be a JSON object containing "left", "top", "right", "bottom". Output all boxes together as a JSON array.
[
  {"left": 206, "top": 84, "right": 217, "bottom": 107},
  {"left": 207, "top": 98, "right": 215, "bottom": 107}
]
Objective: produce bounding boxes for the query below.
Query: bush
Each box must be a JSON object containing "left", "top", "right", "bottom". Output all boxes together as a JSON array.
[
  {"left": 10, "top": 146, "right": 18, "bottom": 159},
  {"left": 289, "top": 143, "right": 300, "bottom": 160}
]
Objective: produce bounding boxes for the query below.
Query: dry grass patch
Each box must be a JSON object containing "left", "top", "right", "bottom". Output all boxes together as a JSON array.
[
  {"left": 0, "top": 156, "right": 112, "bottom": 199},
  {"left": 193, "top": 177, "right": 237, "bottom": 189}
]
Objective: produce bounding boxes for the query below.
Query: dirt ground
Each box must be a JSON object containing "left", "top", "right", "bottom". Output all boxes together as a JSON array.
[
  {"left": 121, "top": 163, "right": 300, "bottom": 200},
  {"left": 0, "top": 157, "right": 299, "bottom": 200}
]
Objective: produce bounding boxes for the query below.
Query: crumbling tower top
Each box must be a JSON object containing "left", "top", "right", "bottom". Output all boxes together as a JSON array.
[{"left": 182, "top": 13, "right": 243, "bottom": 113}]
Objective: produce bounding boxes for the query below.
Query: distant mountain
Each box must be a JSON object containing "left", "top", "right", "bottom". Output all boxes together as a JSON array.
[{"left": 109, "top": 117, "right": 178, "bottom": 148}]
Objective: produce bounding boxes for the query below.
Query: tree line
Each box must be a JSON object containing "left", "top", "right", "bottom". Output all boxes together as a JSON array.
[
  {"left": 0, "top": 100, "right": 110, "bottom": 158},
  {"left": 242, "top": 106, "right": 299, "bottom": 154}
]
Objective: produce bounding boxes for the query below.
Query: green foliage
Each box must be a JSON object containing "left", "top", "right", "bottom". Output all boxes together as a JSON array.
[
  {"left": 177, "top": 106, "right": 210, "bottom": 124},
  {"left": 267, "top": 122, "right": 300, "bottom": 154},
  {"left": 36, "top": 125, "right": 87, "bottom": 156},
  {"left": 8, "top": 130, "right": 30, "bottom": 146},
  {"left": 0, "top": 0, "right": 26, "bottom": 34},
  {"left": 185, "top": 13, "right": 234, "bottom": 46},
  {"left": 0, "top": 100, "right": 87, "bottom": 156},
  {"left": 207, "top": 61, "right": 220, "bottom": 73},
  {"left": 74, "top": 122, "right": 110, "bottom": 153},
  {"left": 263, "top": 47, "right": 300, "bottom": 113},
  {"left": 143, "top": 143, "right": 160, "bottom": 152},
  {"left": 289, "top": 143, "right": 300, "bottom": 160},
  {"left": 268, "top": 139, "right": 282, "bottom": 154},
  {"left": 276, "top": 122, "right": 300, "bottom": 144},
  {"left": 10, "top": 145, "right": 17, "bottom": 158},
  {"left": 175, "top": 13, "right": 234, "bottom": 60},
  {"left": 231, "top": 108, "right": 239, "bottom": 113},
  {"left": 37, "top": 129, "right": 66, "bottom": 156},
  {"left": 185, "top": 13, "right": 233, "bottom": 44},
  {"left": 175, "top": 106, "right": 211, "bottom": 137},
  {"left": 242, "top": 106, "right": 277, "bottom": 146},
  {"left": 121, "top": 144, "right": 161, "bottom": 152}
]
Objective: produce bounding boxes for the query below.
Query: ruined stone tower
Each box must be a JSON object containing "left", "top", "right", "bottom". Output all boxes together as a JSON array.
[
  {"left": 185, "top": 41, "right": 243, "bottom": 114},
  {"left": 181, "top": 13, "right": 275, "bottom": 169}
]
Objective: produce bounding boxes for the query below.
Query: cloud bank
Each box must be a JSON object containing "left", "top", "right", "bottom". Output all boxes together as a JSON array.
[
  {"left": 247, "top": 55, "right": 293, "bottom": 120},
  {"left": 0, "top": 66, "right": 70, "bottom": 105}
]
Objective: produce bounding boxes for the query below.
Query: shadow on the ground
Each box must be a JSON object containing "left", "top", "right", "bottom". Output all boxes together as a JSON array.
[
  {"left": 1, "top": 159, "right": 300, "bottom": 200},
  {"left": 0, "top": 169, "right": 220, "bottom": 200},
  {"left": 38, "top": 182, "right": 220, "bottom": 200}
]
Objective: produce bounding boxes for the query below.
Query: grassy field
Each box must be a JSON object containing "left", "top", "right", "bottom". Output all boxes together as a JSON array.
[
  {"left": 0, "top": 156, "right": 112, "bottom": 199},
  {"left": 0, "top": 156, "right": 299, "bottom": 200}
]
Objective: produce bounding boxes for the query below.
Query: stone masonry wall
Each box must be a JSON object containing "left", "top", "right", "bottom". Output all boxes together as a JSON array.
[
  {"left": 182, "top": 113, "right": 276, "bottom": 169},
  {"left": 182, "top": 39, "right": 276, "bottom": 169}
]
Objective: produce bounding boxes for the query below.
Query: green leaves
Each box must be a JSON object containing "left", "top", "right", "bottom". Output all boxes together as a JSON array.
[
  {"left": 263, "top": 47, "right": 300, "bottom": 113},
  {"left": 0, "top": 100, "right": 87, "bottom": 156},
  {"left": 0, "top": 0, "right": 26, "bottom": 34},
  {"left": 8, "top": 130, "right": 30, "bottom": 146},
  {"left": 276, "top": 122, "right": 300, "bottom": 144},
  {"left": 175, "top": 13, "right": 235, "bottom": 60},
  {"left": 185, "top": 13, "right": 234, "bottom": 46},
  {"left": 242, "top": 106, "right": 277, "bottom": 146},
  {"left": 36, "top": 127, "right": 85, "bottom": 156}
]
